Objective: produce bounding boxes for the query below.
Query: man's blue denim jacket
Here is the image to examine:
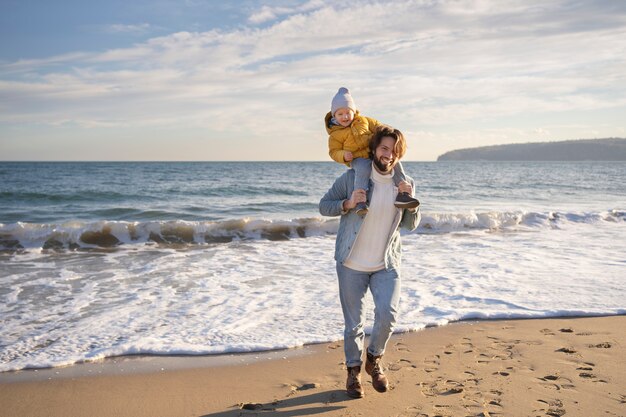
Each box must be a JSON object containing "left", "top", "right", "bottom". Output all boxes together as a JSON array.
[{"left": 319, "top": 169, "right": 421, "bottom": 270}]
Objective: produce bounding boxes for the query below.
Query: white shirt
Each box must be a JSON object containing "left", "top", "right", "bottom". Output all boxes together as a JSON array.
[{"left": 344, "top": 165, "right": 398, "bottom": 272}]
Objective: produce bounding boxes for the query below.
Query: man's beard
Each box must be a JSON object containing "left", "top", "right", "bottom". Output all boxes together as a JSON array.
[{"left": 373, "top": 154, "right": 394, "bottom": 173}]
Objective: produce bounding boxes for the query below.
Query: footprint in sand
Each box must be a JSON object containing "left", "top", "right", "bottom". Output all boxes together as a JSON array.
[
  {"left": 296, "top": 383, "right": 320, "bottom": 391},
  {"left": 484, "top": 337, "right": 517, "bottom": 361},
  {"left": 459, "top": 386, "right": 503, "bottom": 417},
  {"left": 423, "top": 354, "right": 440, "bottom": 373},
  {"left": 431, "top": 403, "right": 453, "bottom": 416},
  {"left": 418, "top": 380, "right": 439, "bottom": 397},
  {"left": 395, "top": 341, "right": 412, "bottom": 352},
  {"left": 557, "top": 357, "right": 609, "bottom": 384},
  {"left": 400, "top": 405, "right": 427, "bottom": 417},
  {"left": 538, "top": 374, "right": 576, "bottom": 391},
  {"left": 491, "top": 350, "right": 513, "bottom": 361},
  {"left": 419, "top": 378, "right": 464, "bottom": 397},
  {"left": 488, "top": 397, "right": 504, "bottom": 408},
  {"left": 574, "top": 360, "right": 595, "bottom": 372},
  {"left": 387, "top": 358, "right": 417, "bottom": 371},
  {"left": 476, "top": 352, "right": 491, "bottom": 364},
  {"left": 557, "top": 360, "right": 606, "bottom": 384},
  {"left": 588, "top": 342, "right": 612, "bottom": 348},
  {"left": 484, "top": 390, "right": 505, "bottom": 410},
  {"left": 541, "top": 328, "right": 556, "bottom": 336},
  {"left": 458, "top": 374, "right": 490, "bottom": 413},
  {"left": 285, "top": 382, "right": 320, "bottom": 397},
  {"left": 460, "top": 337, "right": 474, "bottom": 354},
  {"left": 239, "top": 402, "right": 277, "bottom": 411},
  {"left": 578, "top": 370, "right": 608, "bottom": 383},
  {"left": 535, "top": 399, "right": 566, "bottom": 416},
  {"left": 474, "top": 343, "right": 514, "bottom": 365},
  {"left": 441, "top": 379, "right": 464, "bottom": 395}
]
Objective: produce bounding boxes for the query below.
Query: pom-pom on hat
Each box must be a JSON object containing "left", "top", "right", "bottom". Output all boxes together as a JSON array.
[{"left": 331, "top": 87, "right": 356, "bottom": 115}]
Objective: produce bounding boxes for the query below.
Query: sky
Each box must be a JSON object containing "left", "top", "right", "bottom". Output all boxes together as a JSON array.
[{"left": 1, "top": 0, "right": 625, "bottom": 161}]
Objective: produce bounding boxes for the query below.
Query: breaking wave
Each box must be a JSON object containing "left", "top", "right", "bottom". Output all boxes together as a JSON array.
[{"left": 0, "top": 209, "right": 623, "bottom": 251}]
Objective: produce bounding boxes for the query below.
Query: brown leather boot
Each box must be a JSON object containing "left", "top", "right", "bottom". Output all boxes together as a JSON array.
[
  {"left": 346, "top": 366, "right": 364, "bottom": 398},
  {"left": 365, "top": 352, "right": 388, "bottom": 392}
]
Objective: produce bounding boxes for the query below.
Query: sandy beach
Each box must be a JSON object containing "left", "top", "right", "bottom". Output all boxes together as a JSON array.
[{"left": 1, "top": 315, "right": 624, "bottom": 417}]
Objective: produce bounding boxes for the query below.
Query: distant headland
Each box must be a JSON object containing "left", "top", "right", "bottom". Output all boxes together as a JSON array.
[{"left": 437, "top": 138, "right": 626, "bottom": 161}]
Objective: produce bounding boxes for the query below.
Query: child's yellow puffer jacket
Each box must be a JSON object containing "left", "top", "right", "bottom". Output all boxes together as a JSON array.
[{"left": 325, "top": 111, "right": 381, "bottom": 166}]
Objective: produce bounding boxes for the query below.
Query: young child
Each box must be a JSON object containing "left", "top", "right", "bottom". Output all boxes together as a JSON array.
[{"left": 325, "top": 87, "right": 419, "bottom": 215}]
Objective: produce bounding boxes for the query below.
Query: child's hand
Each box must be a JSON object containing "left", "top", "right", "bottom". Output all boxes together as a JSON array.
[{"left": 344, "top": 151, "right": 353, "bottom": 162}]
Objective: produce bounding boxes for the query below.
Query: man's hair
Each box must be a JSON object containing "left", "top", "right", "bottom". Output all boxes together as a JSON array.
[{"left": 368, "top": 125, "right": 407, "bottom": 160}]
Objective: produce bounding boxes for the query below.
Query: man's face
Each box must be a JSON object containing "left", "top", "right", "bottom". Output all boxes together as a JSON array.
[{"left": 373, "top": 136, "right": 398, "bottom": 173}]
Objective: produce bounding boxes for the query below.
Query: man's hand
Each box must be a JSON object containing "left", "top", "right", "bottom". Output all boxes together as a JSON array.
[
  {"left": 343, "top": 189, "right": 366, "bottom": 211},
  {"left": 398, "top": 181, "right": 418, "bottom": 212},
  {"left": 343, "top": 151, "right": 354, "bottom": 162},
  {"left": 397, "top": 181, "right": 413, "bottom": 196}
]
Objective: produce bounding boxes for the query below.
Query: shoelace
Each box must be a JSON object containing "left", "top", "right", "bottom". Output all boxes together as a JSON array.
[
  {"left": 347, "top": 369, "right": 361, "bottom": 386},
  {"left": 370, "top": 360, "right": 383, "bottom": 377}
]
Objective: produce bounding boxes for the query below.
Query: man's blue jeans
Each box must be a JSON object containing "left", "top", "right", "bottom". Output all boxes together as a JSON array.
[{"left": 336, "top": 262, "right": 401, "bottom": 367}]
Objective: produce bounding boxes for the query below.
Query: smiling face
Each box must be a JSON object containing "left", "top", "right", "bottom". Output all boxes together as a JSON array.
[
  {"left": 373, "top": 136, "right": 398, "bottom": 173},
  {"left": 333, "top": 107, "right": 355, "bottom": 127}
]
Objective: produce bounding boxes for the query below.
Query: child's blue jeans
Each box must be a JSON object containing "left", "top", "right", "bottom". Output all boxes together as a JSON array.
[{"left": 351, "top": 158, "right": 407, "bottom": 193}]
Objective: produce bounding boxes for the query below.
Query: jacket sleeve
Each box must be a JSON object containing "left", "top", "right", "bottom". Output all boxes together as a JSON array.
[
  {"left": 400, "top": 177, "right": 421, "bottom": 231},
  {"left": 328, "top": 134, "right": 348, "bottom": 165},
  {"left": 319, "top": 171, "right": 350, "bottom": 217},
  {"left": 400, "top": 207, "right": 421, "bottom": 231}
]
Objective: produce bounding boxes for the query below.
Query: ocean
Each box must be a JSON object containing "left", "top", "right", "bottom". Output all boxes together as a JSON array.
[{"left": 0, "top": 161, "right": 624, "bottom": 372}]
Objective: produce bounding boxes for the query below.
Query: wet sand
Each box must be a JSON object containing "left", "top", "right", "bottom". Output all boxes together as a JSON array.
[{"left": 1, "top": 315, "right": 624, "bottom": 417}]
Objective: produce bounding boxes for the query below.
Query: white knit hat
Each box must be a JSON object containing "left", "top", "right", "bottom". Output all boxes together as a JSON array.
[{"left": 331, "top": 87, "right": 356, "bottom": 115}]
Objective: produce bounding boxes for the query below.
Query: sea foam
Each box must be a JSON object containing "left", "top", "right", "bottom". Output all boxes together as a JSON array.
[{"left": 1, "top": 216, "right": 625, "bottom": 372}]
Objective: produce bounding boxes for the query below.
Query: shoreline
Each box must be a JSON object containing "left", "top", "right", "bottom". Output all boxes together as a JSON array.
[
  {"left": 1, "top": 315, "right": 624, "bottom": 417},
  {"left": 3, "top": 313, "right": 623, "bottom": 383},
  {"left": 0, "top": 342, "right": 325, "bottom": 383}
]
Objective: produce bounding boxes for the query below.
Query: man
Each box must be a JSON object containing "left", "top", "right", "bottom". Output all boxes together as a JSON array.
[{"left": 319, "top": 125, "right": 421, "bottom": 398}]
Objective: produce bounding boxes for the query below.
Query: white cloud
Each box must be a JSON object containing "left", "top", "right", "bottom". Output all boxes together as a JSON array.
[
  {"left": 2, "top": 0, "right": 626, "bottom": 160},
  {"left": 104, "top": 23, "right": 152, "bottom": 34},
  {"left": 247, "top": 0, "right": 328, "bottom": 24},
  {"left": 248, "top": 6, "right": 280, "bottom": 24}
]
